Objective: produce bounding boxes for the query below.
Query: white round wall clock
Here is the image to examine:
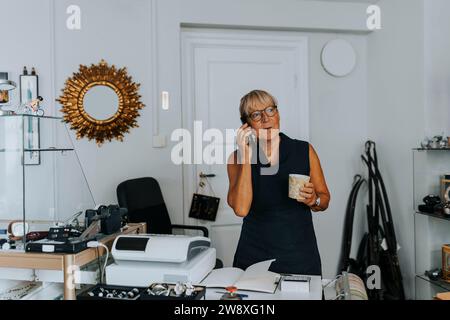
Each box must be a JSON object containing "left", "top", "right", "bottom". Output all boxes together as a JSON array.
[{"left": 321, "top": 39, "right": 357, "bottom": 77}]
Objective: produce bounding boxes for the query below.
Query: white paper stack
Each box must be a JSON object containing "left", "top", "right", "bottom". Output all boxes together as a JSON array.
[{"left": 280, "top": 275, "right": 311, "bottom": 292}]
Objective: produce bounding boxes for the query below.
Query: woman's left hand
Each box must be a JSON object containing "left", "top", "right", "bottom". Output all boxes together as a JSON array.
[{"left": 297, "top": 182, "right": 318, "bottom": 207}]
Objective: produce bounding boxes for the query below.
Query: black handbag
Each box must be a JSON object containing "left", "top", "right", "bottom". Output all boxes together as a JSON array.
[{"left": 188, "top": 173, "right": 220, "bottom": 222}]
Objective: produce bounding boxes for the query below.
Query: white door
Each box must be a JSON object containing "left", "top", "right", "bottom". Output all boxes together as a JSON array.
[{"left": 181, "top": 29, "right": 309, "bottom": 266}]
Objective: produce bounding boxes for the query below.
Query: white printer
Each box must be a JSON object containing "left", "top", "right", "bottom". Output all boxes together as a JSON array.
[{"left": 106, "top": 234, "right": 216, "bottom": 287}]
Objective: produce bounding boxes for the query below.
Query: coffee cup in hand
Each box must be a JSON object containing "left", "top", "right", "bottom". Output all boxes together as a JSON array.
[{"left": 289, "top": 174, "right": 311, "bottom": 200}]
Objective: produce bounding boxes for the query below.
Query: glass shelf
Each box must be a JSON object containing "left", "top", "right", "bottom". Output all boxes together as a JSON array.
[
  {"left": 416, "top": 210, "right": 450, "bottom": 222},
  {"left": 413, "top": 148, "right": 450, "bottom": 299},
  {"left": 413, "top": 148, "right": 450, "bottom": 151},
  {"left": 412, "top": 149, "right": 450, "bottom": 211},
  {"left": 0, "top": 148, "right": 74, "bottom": 152},
  {"left": 24, "top": 148, "right": 74, "bottom": 152},
  {"left": 0, "top": 114, "right": 63, "bottom": 120},
  {"left": 416, "top": 274, "right": 450, "bottom": 291},
  {"left": 0, "top": 115, "right": 95, "bottom": 252}
]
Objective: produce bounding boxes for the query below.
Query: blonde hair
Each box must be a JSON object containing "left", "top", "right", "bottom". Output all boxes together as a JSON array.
[{"left": 239, "top": 90, "right": 278, "bottom": 121}]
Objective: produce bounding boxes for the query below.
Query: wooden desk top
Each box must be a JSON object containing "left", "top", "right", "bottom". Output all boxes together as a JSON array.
[{"left": 0, "top": 223, "right": 146, "bottom": 270}]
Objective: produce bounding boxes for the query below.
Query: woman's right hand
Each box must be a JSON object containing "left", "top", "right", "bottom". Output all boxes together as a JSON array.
[{"left": 236, "top": 123, "right": 254, "bottom": 163}]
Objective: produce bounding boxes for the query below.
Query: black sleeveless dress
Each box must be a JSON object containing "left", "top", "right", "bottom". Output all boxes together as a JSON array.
[{"left": 233, "top": 132, "right": 322, "bottom": 276}]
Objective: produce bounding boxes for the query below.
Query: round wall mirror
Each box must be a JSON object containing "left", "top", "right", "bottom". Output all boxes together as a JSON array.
[
  {"left": 83, "top": 85, "right": 119, "bottom": 121},
  {"left": 57, "top": 60, "right": 145, "bottom": 145}
]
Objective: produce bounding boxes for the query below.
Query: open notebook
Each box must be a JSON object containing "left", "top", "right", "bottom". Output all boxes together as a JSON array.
[{"left": 200, "top": 259, "right": 280, "bottom": 293}]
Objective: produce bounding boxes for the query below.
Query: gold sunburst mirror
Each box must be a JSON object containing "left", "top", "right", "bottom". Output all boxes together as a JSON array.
[{"left": 57, "top": 60, "right": 144, "bottom": 145}]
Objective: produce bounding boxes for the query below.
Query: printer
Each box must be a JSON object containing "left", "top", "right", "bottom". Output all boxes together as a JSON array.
[{"left": 106, "top": 234, "right": 216, "bottom": 287}]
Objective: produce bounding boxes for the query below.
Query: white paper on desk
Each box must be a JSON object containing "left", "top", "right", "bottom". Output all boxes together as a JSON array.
[
  {"left": 201, "top": 259, "right": 279, "bottom": 293},
  {"left": 242, "top": 259, "right": 276, "bottom": 279}
]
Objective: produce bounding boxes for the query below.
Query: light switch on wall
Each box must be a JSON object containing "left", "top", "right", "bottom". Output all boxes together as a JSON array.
[
  {"left": 153, "top": 134, "right": 166, "bottom": 148},
  {"left": 161, "top": 91, "right": 169, "bottom": 110}
]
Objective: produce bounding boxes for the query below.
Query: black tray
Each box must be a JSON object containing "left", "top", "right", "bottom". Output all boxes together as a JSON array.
[
  {"left": 26, "top": 238, "right": 89, "bottom": 254},
  {"left": 140, "top": 283, "right": 206, "bottom": 300},
  {"left": 77, "top": 284, "right": 146, "bottom": 300}
]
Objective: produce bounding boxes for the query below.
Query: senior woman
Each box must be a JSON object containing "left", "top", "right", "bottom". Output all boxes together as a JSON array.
[{"left": 227, "top": 90, "right": 330, "bottom": 276}]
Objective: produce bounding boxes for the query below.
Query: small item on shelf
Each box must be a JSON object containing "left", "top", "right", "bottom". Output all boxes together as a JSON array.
[
  {"left": 20, "top": 96, "right": 44, "bottom": 116},
  {"left": 444, "top": 203, "right": 450, "bottom": 216},
  {"left": 8, "top": 220, "right": 29, "bottom": 241},
  {"left": 420, "top": 137, "right": 430, "bottom": 149},
  {"left": 47, "top": 226, "right": 80, "bottom": 242},
  {"left": 420, "top": 135, "right": 449, "bottom": 149},
  {"left": 443, "top": 244, "right": 450, "bottom": 282},
  {"left": 418, "top": 195, "right": 442, "bottom": 214},
  {"left": 25, "top": 231, "right": 48, "bottom": 241},
  {"left": 1, "top": 241, "right": 10, "bottom": 250},
  {"left": 423, "top": 195, "right": 441, "bottom": 207},
  {"left": 441, "top": 175, "right": 450, "bottom": 202},
  {"left": 425, "top": 268, "right": 442, "bottom": 281},
  {"left": 83, "top": 205, "right": 128, "bottom": 235}
]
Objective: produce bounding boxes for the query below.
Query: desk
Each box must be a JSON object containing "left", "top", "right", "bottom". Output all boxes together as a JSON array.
[
  {"left": 0, "top": 223, "right": 146, "bottom": 300},
  {"left": 205, "top": 275, "right": 322, "bottom": 300}
]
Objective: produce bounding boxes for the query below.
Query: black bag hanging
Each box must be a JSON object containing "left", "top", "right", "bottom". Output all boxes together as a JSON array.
[
  {"left": 188, "top": 172, "right": 220, "bottom": 222},
  {"left": 339, "top": 141, "right": 405, "bottom": 300}
]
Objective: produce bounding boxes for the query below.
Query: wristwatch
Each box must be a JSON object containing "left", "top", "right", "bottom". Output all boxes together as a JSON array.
[{"left": 314, "top": 196, "right": 321, "bottom": 208}]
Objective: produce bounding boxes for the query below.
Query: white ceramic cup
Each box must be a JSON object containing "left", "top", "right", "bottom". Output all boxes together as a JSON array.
[{"left": 288, "top": 174, "right": 310, "bottom": 200}]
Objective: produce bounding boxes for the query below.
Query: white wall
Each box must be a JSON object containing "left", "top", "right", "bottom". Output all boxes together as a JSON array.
[
  {"left": 418, "top": 0, "right": 450, "bottom": 299},
  {"left": 151, "top": 0, "right": 370, "bottom": 277},
  {"left": 367, "top": 0, "right": 425, "bottom": 299},
  {"left": 424, "top": 0, "right": 450, "bottom": 137},
  {"left": 53, "top": 0, "right": 165, "bottom": 219},
  {"left": 1, "top": 0, "right": 372, "bottom": 280},
  {"left": 4, "top": 0, "right": 449, "bottom": 300},
  {"left": 308, "top": 33, "right": 368, "bottom": 277},
  {"left": 0, "top": 0, "right": 58, "bottom": 224}
]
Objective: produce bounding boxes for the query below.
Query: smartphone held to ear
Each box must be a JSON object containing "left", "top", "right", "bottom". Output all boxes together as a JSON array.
[{"left": 240, "top": 116, "right": 256, "bottom": 145}]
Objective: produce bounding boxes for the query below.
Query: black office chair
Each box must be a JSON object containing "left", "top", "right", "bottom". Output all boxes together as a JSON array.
[{"left": 117, "top": 177, "right": 223, "bottom": 269}]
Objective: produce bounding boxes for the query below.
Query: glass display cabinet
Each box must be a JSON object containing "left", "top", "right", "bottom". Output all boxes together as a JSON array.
[
  {"left": 413, "top": 148, "right": 450, "bottom": 299},
  {"left": 0, "top": 115, "right": 95, "bottom": 252}
]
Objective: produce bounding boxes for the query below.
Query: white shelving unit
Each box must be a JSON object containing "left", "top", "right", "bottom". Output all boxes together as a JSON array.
[{"left": 413, "top": 148, "right": 450, "bottom": 299}]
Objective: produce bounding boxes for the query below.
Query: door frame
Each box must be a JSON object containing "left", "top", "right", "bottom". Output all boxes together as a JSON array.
[{"left": 180, "top": 28, "right": 310, "bottom": 228}]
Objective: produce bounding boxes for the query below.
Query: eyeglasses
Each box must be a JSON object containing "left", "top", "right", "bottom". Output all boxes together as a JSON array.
[{"left": 248, "top": 105, "right": 278, "bottom": 122}]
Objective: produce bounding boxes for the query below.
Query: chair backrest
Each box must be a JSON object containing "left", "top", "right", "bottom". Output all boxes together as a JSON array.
[{"left": 117, "top": 177, "right": 172, "bottom": 234}]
